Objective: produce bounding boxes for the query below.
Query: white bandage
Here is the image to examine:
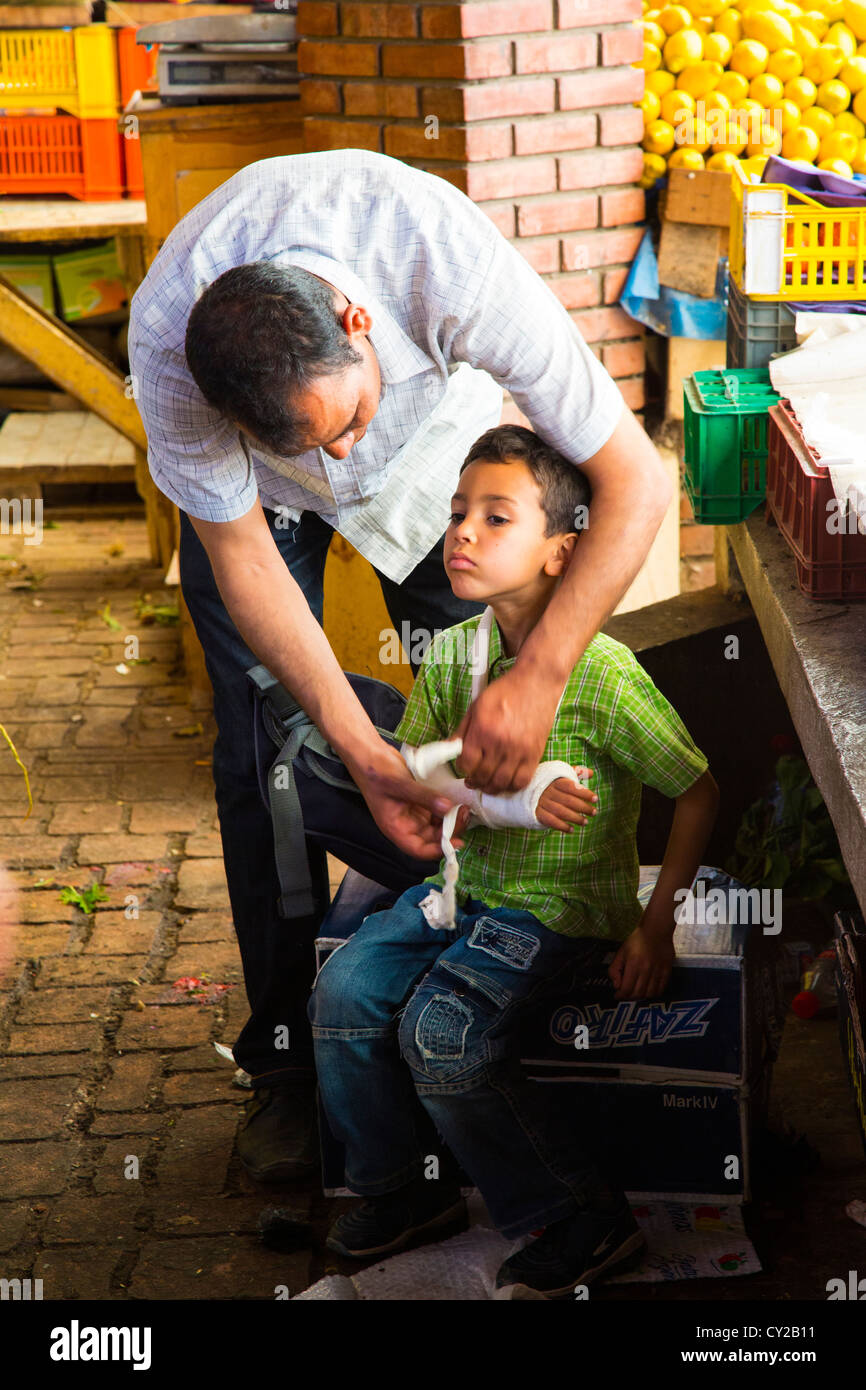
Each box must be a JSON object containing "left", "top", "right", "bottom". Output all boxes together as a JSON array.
[{"left": 401, "top": 737, "right": 585, "bottom": 930}]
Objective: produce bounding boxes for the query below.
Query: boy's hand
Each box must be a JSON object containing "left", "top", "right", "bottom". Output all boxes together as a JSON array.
[
  {"left": 608, "top": 920, "right": 676, "bottom": 1001},
  {"left": 535, "top": 768, "right": 597, "bottom": 831}
]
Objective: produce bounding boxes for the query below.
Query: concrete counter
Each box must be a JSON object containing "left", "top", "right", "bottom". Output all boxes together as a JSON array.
[{"left": 723, "top": 513, "right": 866, "bottom": 915}]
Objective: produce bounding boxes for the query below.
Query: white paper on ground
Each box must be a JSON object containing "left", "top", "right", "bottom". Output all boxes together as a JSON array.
[
  {"left": 770, "top": 326, "right": 866, "bottom": 528},
  {"left": 292, "top": 1199, "right": 761, "bottom": 1299}
]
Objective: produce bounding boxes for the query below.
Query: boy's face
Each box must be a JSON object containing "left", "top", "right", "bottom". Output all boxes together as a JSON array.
[{"left": 444, "top": 457, "right": 574, "bottom": 604}]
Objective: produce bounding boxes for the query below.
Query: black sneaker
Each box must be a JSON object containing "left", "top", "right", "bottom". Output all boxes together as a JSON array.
[
  {"left": 495, "top": 1202, "right": 647, "bottom": 1298},
  {"left": 237, "top": 1080, "right": 320, "bottom": 1183},
  {"left": 326, "top": 1177, "right": 467, "bottom": 1260}
]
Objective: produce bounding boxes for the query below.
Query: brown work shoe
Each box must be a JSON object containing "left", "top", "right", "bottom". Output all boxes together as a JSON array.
[{"left": 237, "top": 1080, "right": 320, "bottom": 1183}]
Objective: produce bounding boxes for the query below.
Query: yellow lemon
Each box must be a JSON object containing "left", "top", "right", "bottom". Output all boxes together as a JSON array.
[
  {"left": 663, "top": 26, "right": 705, "bottom": 69},
  {"left": 818, "top": 154, "right": 855, "bottom": 168},
  {"left": 852, "top": 80, "right": 866, "bottom": 113},
  {"left": 658, "top": 3, "right": 694, "bottom": 33},
  {"left": 804, "top": 42, "right": 846, "bottom": 78},
  {"left": 638, "top": 89, "right": 663, "bottom": 121},
  {"left": 730, "top": 37, "right": 770, "bottom": 74},
  {"left": 639, "top": 40, "right": 664, "bottom": 70},
  {"left": 843, "top": 0, "right": 866, "bottom": 38},
  {"left": 834, "top": 106, "right": 866, "bottom": 131},
  {"left": 646, "top": 68, "right": 677, "bottom": 95},
  {"left": 860, "top": 39, "right": 866, "bottom": 51},
  {"left": 679, "top": 59, "right": 725, "bottom": 96},
  {"left": 784, "top": 74, "right": 819, "bottom": 105},
  {"left": 742, "top": 9, "right": 795, "bottom": 48},
  {"left": 800, "top": 10, "right": 831, "bottom": 37},
  {"left": 791, "top": 19, "right": 821, "bottom": 56},
  {"left": 827, "top": 19, "right": 858, "bottom": 52},
  {"left": 668, "top": 146, "right": 707, "bottom": 168},
  {"left": 772, "top": 96, "right": 805, "bottom": 128},
  {"left": 704, "top": 88, "right": 732, "bottom": 116},
  {"left": 704, "top": 31, "right": 734, "bottom": 61},
  {"left": 706, "top": 149, "right": 742, "bottom": 169},
  {"left": 820, "top": 126, "right": 860, "bottom": 155},
  {"left": 660, "top": 87, "right": 698, "bottom": 122},
  {"left": 712, "top": 112, "right": 750, "bottom": 150},
  {"left": 688, "top": 115, "right": 715, "bottom": 150},
  {"left": 692, "top": 17, "right": 714, "bottom": 35},
  {"left": 750, "top": 71, "right": 786, "bottom": 102},
  {"left": 640, "top": 151, "right": 668, "bottom": 187},
  {"left": 717, "top": 69, "right": 751, "bottom": 101},
  {"left": 852, "top": 134, "right": 866, "bottom": 169},
  {"left": 741, "top": 153, "right": 770, "bottom": 175},
  {"left": 811, "top": 0, "right": 844, "bottom": 17},
  {"left": 801, "top": 101, "right": 836, "bottom": 131},
  {"left": 816, "top": 75, "right": 852, "bottom": 108},
  {"left": 715, "top": 7, "right": 743, "bottom": 42},
  {"left": 643, "top": 118, "right": 678, "bottom": 153},
  {"left": 747, "top": 124, "right": 784, "bottom": 155},
  {"left": 840, "top": 53, "right": 866, "bottom": 87},
  {"left": 644, "top": 18, "right": 668, "bottom": 47},
  {"left": 717, "top": 7, "right": 745, "bottom": 41},
  {"left": 768, "top": 46, "right": 805, "bottom": 78},
  {"left": 782, "top": 121, "right": 822, "bottom": 156},
  {"left": 738, "top": 94, "right": 766, "bottom": 118}
]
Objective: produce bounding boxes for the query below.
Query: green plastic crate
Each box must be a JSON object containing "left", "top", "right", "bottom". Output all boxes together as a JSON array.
[{"left": 683, "top": 369, "right": 780, "bottom": 525}]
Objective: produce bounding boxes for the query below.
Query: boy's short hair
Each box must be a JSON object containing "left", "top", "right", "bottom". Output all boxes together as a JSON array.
[{"left": 460, "top": 425, "right": 592, "bottom": 538}]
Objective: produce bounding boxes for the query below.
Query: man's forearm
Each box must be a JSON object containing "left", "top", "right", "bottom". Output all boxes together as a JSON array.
[
  {"left": 211, "top": 548, "right": 383, "bottom": 773},
  {"left": 518, "top": 410, "right": 672, "bottom": 686}
]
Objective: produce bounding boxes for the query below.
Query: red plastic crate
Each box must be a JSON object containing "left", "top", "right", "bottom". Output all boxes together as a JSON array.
[
  {"left": 116, "top": 26, "right": 159, "bottom": 106},
  {"left": 0, "top": 115, "right": 124, "bottom": 201},
  {"left": 765, "top": 400, "right": 866, "bottom": 601}
]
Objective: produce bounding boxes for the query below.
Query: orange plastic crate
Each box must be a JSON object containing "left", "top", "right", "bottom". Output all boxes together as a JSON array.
[
  {"left": 0, "top": 115, "right": 124, "bottom": 201},
  {"left": 116, "top": 26, "right": 159, "bottom": 106}
]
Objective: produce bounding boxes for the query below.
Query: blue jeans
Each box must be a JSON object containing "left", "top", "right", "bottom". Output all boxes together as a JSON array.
[
  {"left": 179, "top": 507, "right": 485, "bottom": 1083},
  {"left": 309, "top": 882, "right": 622, "bottom": 1240}
]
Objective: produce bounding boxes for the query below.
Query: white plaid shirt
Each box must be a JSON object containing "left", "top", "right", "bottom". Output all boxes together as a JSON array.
[{"left": 129, "top": 149, "right": 624, "bottom": 583}]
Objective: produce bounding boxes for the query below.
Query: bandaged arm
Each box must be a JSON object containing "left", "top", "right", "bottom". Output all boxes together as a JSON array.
[{"left": 400, "top": 738, "right": 585, "bottom": 827}]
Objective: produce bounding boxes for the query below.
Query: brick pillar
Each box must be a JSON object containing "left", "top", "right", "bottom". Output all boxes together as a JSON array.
[{"left": 297, "top": 0, "right": 646, "bottom": 411}]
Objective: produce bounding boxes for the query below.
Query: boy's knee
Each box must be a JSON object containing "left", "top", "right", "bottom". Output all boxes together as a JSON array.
[
  {"left": 398, "top": 986, "right": 486, "bottom": 1085},
  {"left": 308, "top": 945, "right": 358, "bottom": 1027}
]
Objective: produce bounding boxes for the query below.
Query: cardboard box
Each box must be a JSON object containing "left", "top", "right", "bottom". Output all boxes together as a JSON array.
[
  {"left": 0, "top": 254, "right": 55, "bottom": 314},
  {"left": 314, "top": 866, "right": 784, "bottom": 1202},
  {"left": 658, "top": 168, "right": 733, "bottom": 300},
  {"left": 51, "top": 240, "right": 127, "bottom": 322}
]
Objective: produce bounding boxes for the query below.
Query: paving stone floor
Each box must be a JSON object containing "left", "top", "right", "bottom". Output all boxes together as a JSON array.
[{"left": 0, "top": 510, "right": 864, "bottom": 1304}]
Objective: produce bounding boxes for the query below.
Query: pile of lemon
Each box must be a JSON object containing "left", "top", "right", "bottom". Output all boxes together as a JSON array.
[{"left": 636, "top": 0, "right": 866, "bottom": 186}]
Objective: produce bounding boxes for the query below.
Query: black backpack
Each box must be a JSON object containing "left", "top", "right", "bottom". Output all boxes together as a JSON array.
[{"left": 247, "top": 664, "right": 433, "bottom": 921}]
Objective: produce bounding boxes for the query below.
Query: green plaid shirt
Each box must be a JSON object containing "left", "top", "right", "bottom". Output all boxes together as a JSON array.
[{"left": 395, "top": 613, "right": 709, "bottom": 940}]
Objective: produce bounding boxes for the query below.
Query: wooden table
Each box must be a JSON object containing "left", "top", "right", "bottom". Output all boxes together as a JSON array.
[{"left": 0, "top": 198, "right": 148, "bottom": 295}]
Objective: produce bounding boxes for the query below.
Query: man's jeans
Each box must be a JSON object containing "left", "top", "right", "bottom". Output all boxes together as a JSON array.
[
  {"left": 178, "top": 508, "right": 485, "bottom": 1085},
  {"left": 308, "top": 882, "right": 621, "bottom": 1240}
]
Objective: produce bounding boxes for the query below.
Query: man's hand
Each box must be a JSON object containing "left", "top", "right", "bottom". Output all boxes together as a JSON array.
[
  {"left": 452, "top": 663, "right": 564, "bottom": 794},
  {"left": 608, "top": 919, "right": 676, "bottom": 1001},
  {"left": 536, "top": 768, "right": 597, "bottom": 830},
  {"left": 349, "top": 741, "right": 470, "bottom": 860}
]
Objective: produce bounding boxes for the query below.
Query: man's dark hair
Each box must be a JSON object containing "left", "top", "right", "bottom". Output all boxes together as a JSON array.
[
  {"left": 460, "top": 425, "right": 592, "bottom": 536},
  {"left": 184, "top": 262, "right": 364, "bottom": 455}
]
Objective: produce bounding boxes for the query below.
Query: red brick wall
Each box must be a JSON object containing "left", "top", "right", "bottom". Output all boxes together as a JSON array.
[{"left": 297, "top": 0, "right": 646, "bottom": 411}]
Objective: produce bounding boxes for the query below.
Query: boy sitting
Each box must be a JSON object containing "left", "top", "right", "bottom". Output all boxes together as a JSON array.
[{"left": 308, "top": 424, "right": 719, "bottom": 1297}]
